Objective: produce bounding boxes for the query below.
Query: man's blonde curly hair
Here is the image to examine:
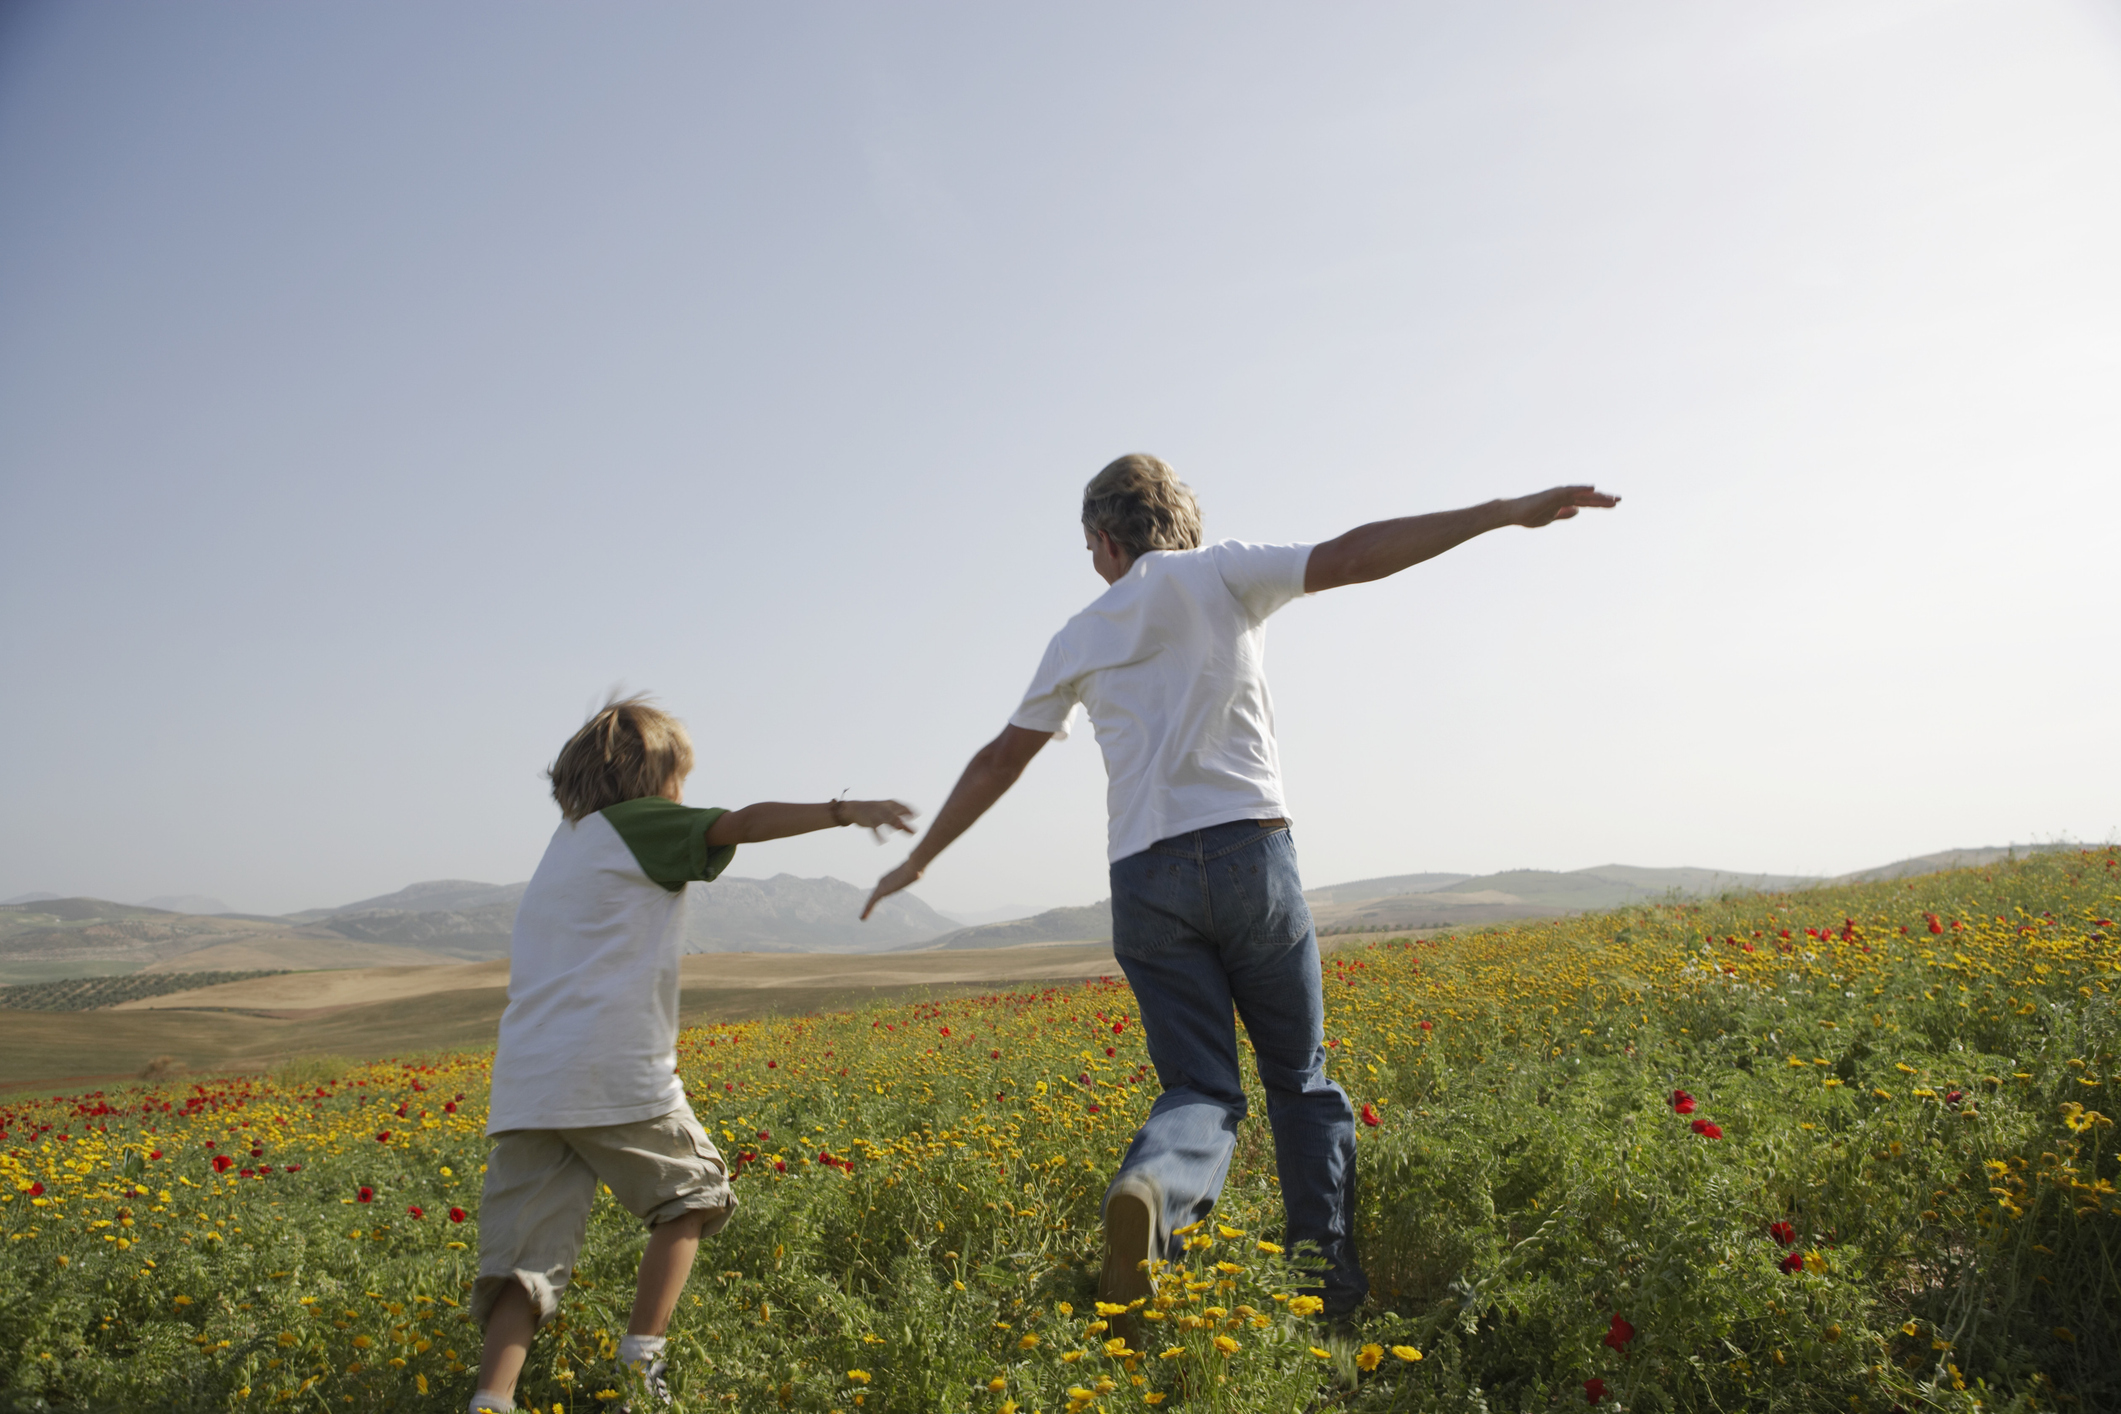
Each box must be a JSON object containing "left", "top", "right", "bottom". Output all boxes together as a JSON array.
[{"left": 1082, "top": 454, "right": 1203, "bottom": 560}]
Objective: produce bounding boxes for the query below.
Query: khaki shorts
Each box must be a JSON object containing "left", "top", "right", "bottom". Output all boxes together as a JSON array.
[{"left": 472, "top": 1106, "right": 734, "bottom": 1328}]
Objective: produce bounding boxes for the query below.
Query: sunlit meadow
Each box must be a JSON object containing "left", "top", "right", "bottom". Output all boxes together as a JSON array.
[{"left": 3, "top": 848, "right": 2115, "bottom": 1412}]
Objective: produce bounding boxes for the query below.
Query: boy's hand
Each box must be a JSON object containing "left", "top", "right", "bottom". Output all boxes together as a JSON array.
[
  {"left": 844, "top": 799, "right": 919, "bottom": 843},
  {"left": 861, "top": 859, "right": 924, "bottom": 919}
]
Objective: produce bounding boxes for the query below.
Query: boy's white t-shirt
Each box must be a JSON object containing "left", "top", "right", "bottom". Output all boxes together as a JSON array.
[
  {"left": 1010, "top": 540, "right": 1312, "bottom": 862},
  {"left": 487, "top": 798, "right": 735, "bottom": 1135}
]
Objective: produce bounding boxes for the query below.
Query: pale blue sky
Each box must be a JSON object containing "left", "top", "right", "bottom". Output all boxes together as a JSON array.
[{"left": 3, "top": 2, "right": 2117, "bottom": 918}]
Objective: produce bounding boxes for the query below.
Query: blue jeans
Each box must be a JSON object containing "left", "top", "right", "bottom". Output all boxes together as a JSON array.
[{"left": 1107, "top": 818, "right": 1367, "bottom": 1311}]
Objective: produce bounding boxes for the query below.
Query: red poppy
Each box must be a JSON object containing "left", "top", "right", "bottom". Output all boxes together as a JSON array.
[
  {"left": 407, "top": 1205, "right": 424, "bottom": 1219},
  {"left": 449, "top": 1207, "right": 467, "bottom": 1223},
  {"left": 357, "top": 1186, "right": 374, "bottom": 1203},
  {"left": 1769, "top": 1221, "right": 1796, "bottom": 1247},
  {"left": 1087, "top": 1104, "right": 1102, "bottom": 1114},
  {"left": 1603, "top": 1314, "right": 1635, "bottom": 1350},
  {"left": 1945, "top": 1090, "right": 1964, "bottom": 1105},
  {"left": 1779, "top": 1252, "right": 1803, "bottom": 1273},
  {"left": 212, "top": 1154, "right": 234, "bottom": 1173},
  {"left": 1691, "top": 1119, "right": 1723, "bottom": 1140},
  {"left": 443, "top": 1101, "right": 457, "bottom": 1114},
  {"left": 1671, "top": 1090, "right": 1696, "bottom": 1115},
  {"left": 990, "top": 1050, "right": 1001, "bottom": 1060},
  {"left": 1585, "top": 1378, "right": 1607, "bottom": 1404},
  {"left": 249, "top": 1146, "right": 263, "bottom": 1158},
  {"left": 148, "top": 1151, "right": 161, "bottom": 1160},
  {"left": 774, "top": 1160, "right": 787, "bottom": 1173},
  {"left": 1112, "top": 1022, "right": 1125, "bottom": 1034},
  {"left": 1925, "top": 914, "right": 1943, "bottom": 935},
  {"left": 1105, "top": 1047, "right": 1116, "bottom": 1057},
  {"left": 1360, "top": 1103, "right": 1382, "bottom": 1127},
  {"left": 25, "top": 1181, "right": 44, "bottom": 1197},
  {"left": 239, "top": 1168, "right": 254, "bottom": 1178},
  {"left": 284, "top": 1164, "right": 302, "bottom": 1173},
  {"left": 375, "top": 1131, "right": 391, "bottom": 1143},
  {"left": 939, "top": 1027, "right": 950, "bottom": 1037},
  {"left": 1419, "top": 1020, "right": 1433, "bottom": 1031},
  {"left": 757, "top": 1129, "right": 771, "bottom": 1140}
]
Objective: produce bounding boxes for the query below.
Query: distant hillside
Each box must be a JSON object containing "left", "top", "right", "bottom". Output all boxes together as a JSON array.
[
  {"left": 1301, "top": 873, "right": 1471, "bottom": 908},
  {"left": 286, "top": 879, "right": 527, "bottom": 923},
  {"left": 685, "top": 874, "right": 957, "bottom": 953},
  {"left": 915, "top": 901, "right": 1114, "bottom": 951},
  {"left": 1829, "top": 843, "right": 2077, "bottom": 883},
  {"left": 135, "top": 894, "right": 234, "bottom": 915},
  {"left": 0, "top": 898, "right": 435, "bottom": 983}
]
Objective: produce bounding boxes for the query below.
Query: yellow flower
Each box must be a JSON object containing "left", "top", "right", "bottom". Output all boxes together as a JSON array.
[
  {"left": 1159, "top": 1347, "right": 1185, "bottom": 1361},
  {"left": 987, "top": 1377, "right": 1007, "bottom": 1392},
  {"left": 1212, "top": 1335, "right": 1240, "bottom": 1356},
  {"left": 1214, "top": 1261, "right": 1243, "bottom": 1275},
  {"left": 1356, "top": 1344, "right": 1383, "bottom": 1371},
  {"left": 1216, "top": 1224, "right": 1245, "bottom": 1238},
  {"left": 351, "top": 1336, "right": 372, "bottom": 1350},
  {"left": 847, "top": 1370, "right": 871, "bottom": 1384},
  {"left": 1309, "top": 1346, "right": 1332, "bottom": 1359},
  {"left": 1288, "top": 1295, "right": 1324, "bottom": 1317},
  {"left": 1018, "top": 1334, "right": 1039, "bottom": 1349},
  {"left": 1104, "top": 1338, "right": 1131, "bottom": 1357},
  {"left": 1062, "top": 1350, "right": 1085, "bottom": 1363},
  {"left": 1143, "top": 1396, "right": 1165, "bottom": 1406},
  {"left": 1056, "top": 1302, "right": 1074, "bottom": 1317},
  {"left": 1255, "top": 1240, "right": 1283, "bottom": 1254},
  {"left": 1391, "top": 1345, "right": 1422, "bottom": 1362}
]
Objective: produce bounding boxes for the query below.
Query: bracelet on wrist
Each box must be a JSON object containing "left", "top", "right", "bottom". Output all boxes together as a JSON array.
[{"left": 830, "top": 799, "right": 849, "bottom": 827}]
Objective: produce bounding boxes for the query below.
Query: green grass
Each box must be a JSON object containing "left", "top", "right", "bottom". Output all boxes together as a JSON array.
[{"left": 0, "top": 849, "right": 2114, "bottom": 1412}]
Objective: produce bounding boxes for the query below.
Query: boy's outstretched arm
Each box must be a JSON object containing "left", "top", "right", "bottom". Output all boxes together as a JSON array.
[
  {"left": 1302, "top": 485, "right": 1619, "bottom": 593},
  {"left": 706, "top": 799, "right": 916, "bottom": 846},
  {"left": 861, "top": 724, "right": 1050, "bottom": 919}
]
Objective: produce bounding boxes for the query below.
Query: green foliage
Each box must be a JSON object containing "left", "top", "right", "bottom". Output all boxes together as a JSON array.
[
  {"left": 0, "top": 971, "right": 291, "bottom": 1013},
  {"left": 1, "top": 849, "right": 2115, "bottom": 1411}
]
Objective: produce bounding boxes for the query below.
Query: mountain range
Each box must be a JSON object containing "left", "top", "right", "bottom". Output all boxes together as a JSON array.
[{"left": 0, "top": 842, "right": 2080, "bottom": 983}]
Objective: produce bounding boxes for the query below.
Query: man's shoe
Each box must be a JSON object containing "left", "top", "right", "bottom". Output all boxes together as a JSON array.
[{"left": 1100, "top": 1171, "right": 1166, "bottom": 1342}]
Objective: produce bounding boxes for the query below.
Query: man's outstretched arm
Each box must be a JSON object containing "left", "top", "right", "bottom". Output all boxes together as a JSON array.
[
  {"left": 861, "top": 724, "right": 1052, "bottom": 919},
  {"left": 1303, "top": 485, "right": 1619, "bottom": 593}
]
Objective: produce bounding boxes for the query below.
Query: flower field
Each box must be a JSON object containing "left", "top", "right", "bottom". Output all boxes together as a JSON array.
[{"left": 3, "top": 847, "right": 2115, "bottom": 1412}]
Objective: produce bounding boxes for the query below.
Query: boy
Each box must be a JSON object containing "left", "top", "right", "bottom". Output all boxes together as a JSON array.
[{"left": 469, "top": 694, "right": 915, "bottom": 1413}]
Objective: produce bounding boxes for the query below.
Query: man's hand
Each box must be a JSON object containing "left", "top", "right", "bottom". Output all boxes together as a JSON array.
[
  {"left": 858, "top": 724, "right": 1052, "bottom": 922},
  {"left": 1507, "top": 485, "right": 1620, "bottom": 528},
  {"left": 843, "top": 799, "right": 919, "bottom": 844},
  {"left": 862, "top": 859, "right": 925, "bottom": 919},
  {"left": 1305, "top": 485, "right": 1620, "bottom": 591}
]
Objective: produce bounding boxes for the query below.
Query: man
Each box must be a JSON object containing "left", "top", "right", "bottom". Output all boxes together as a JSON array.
[{"left": 863, "top": 454, "right": 1616, "bottom": 1320}]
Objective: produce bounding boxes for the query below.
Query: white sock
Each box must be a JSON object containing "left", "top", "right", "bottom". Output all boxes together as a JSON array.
[
  {"left": 469, "top": 1394, "right": 515, "bottom": 1413},
  {"left": 618, "top": 1333, "right": 667, "bottom": 1370}
]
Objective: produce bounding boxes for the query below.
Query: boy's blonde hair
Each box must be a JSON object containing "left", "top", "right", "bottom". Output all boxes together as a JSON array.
[
  {"left": 1082, "top": 454, "right": 1203, "bottom": 560},
  {"left": 547, "top": 694, "right": 694, "bottom": 822}
]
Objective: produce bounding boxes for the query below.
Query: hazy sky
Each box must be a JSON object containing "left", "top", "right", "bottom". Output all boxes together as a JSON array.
[{"left": 3, "top": 2, "right": 2117, "bottom": 919}]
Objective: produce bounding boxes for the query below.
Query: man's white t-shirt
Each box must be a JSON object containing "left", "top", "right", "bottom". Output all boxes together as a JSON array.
[
  {"left": 487, "top": 798, "right": 735, "bottom": 1134},
  {"left": 1010, "top": 540, "right": 1312, "bottom": 862}
]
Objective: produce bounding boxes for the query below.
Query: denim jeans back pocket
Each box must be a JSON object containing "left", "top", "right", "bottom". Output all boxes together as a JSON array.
[
  {"left": 1214, "top": 829, "right": 1311, "bottom": 953},
  {"left": 1110, "top": 848, "right": 1205, "bottom": 959}
]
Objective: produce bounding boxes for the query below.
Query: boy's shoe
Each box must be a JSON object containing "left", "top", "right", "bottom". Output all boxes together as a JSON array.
[
  {"left": 614, "top": 1356, "right": 673, "bottom": 1411},
  {"left": 1099, "top": 1171, "right": 1166, "bottom": 1343}
]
